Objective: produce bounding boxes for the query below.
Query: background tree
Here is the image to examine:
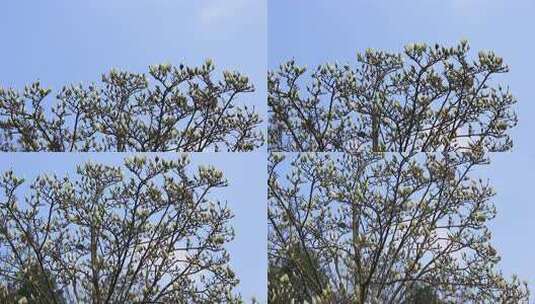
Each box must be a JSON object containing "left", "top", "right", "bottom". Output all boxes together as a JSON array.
[
  {"left": 0, "top": 156, "right": 241, "bottom": 303},
  {"left": 269, "top": 41, "right": 516, "bottom": 152},
  {"left": 268, "top": 153, "right": 529, "bottom": 303},
  {"left": 405, "top": 284, "right": 444, "bottom": 304},
  {"left": 268, "top": 241, "right": 330, "bottom": 303},
  {"left": 0, "top": 61, "right": 263, "bottom": 152},
  {"left": 0, "top": 262, "right": 66, "bottom": 303}
]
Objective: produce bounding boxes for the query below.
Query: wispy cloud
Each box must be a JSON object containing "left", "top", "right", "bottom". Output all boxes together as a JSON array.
[
  {"left": 199, "top": 0, "right": 250, "bottom": 27},
  {"left": 450, "top": 0, "right": 502, "bottom": 19}
]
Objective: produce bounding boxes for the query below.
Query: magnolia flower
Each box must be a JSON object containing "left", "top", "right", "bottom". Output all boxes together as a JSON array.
[{"left": 18, "top": 297, "right": 28, "bottom": 304}]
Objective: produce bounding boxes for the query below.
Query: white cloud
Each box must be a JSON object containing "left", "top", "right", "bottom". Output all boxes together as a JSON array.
[
  {"left": 451, "top": 0, "right": 485, "bottom": 9},
  {"left": 199, "top": 0, "right": 250, "bottom": 27},
  {"left": 450, "top": 0, "right": 503, "bottom": 19}
]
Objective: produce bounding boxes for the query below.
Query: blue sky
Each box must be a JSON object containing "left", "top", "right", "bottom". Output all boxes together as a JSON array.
[
  {"left": 1, "top": 0, "right": 535, "bottom": 300},
  {"left": 0, "top": 0, "right": 267, "bottom": 135},
  {"left": 0, "top": 1, "right": 267, "bottom": 300},
  {"left": 270, "top": 0, "right": 535, "bottom": 295},
  {"left": 0, "top": 153, "right": 267, "bottom": 302}
]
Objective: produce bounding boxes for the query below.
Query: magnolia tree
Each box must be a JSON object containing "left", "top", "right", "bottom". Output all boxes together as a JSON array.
[
  {"left": 0, "top": 156, "right": 241, "bottom": 303},
  {"left": 0, "top": 61, "right": 263, "bottom": 152},
  {"left": 268, "top": 41, "right": 516, "bottom": 152},
  {"left": 268, "top": 152, "right": 529, "bottom": 303}
]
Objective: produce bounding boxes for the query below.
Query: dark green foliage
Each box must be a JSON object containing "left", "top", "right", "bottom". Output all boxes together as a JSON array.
[
  {"left": 405, "top": 284, "right": 444, "bottom": 304},
  {"left": 0, "top": 263, "right": 66, "bottom": 303},
  {"left": 268, "top": 243, "right": 329, "bottom": 303}
]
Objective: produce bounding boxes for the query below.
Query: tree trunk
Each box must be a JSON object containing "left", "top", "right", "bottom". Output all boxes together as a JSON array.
[
  {"left": 91, "top": 227, "right": 101, "bottom": 304},
  {"left": 372, "top": 109, "right": 380, "bottom": 151}
]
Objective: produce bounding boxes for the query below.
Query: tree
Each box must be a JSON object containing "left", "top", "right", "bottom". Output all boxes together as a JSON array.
[
  {"left": 268, "top": 152, "right": 529, "bottom": 303},
  {"left": 268, "top": 242, "right": 330, "bottom": 303},
  {"left": 405, "top": 284, "right": 444, "bottom": 304},
  {"left": 0, "top": 262, "right": 67, "bottom": 303},
  {"left": 268, "top": 41, "right": 516, "bottom": 152},
  {"left": 0, "top": 61, "right": 263, "bottom": 152},
  {"left": 0, "top": 156, "right": 241, "bottom": 303}
]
